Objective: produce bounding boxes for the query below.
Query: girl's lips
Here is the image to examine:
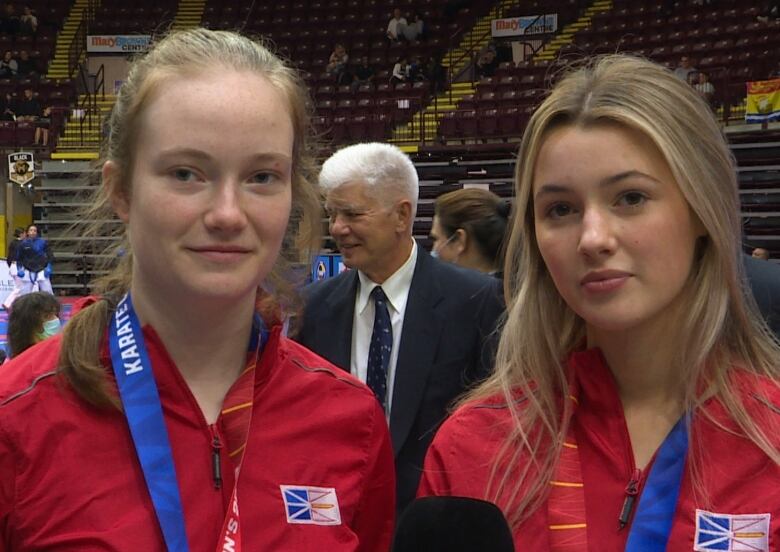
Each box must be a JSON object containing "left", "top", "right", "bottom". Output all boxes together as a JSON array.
[
  {"left": 581, "top": 275, "right": 630, "bottom": 293},
  {"left": 188, "top": 247, "right": 251, "bottom": 263}
]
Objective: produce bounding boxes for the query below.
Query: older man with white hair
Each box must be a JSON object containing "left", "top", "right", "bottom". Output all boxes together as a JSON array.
[{"left": 296, "top": 143, "right": 504, "bottom": 515}]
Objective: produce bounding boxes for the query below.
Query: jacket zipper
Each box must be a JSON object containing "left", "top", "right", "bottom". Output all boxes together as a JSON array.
[
  {"left": 618, "top": 467, "right": 641, "bottom": 529},
  {"left": 209, "top": 425, "right": 223, "bottom": 490}
]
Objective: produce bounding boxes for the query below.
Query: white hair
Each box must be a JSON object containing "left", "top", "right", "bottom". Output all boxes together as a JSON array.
[{"left": 319, "top": 142, "right": 419, "bottom": 215}]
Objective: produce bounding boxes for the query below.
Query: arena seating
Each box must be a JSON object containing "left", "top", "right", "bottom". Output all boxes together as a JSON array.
[
  {"left": 7, "top": 0, "right": 780, "bottom": 293},
  {"left": 0, "top": 1, "right": 73, "bottom": 150},
  {"left": 436, "top": 0, "right": 779, "bottom": 143}
]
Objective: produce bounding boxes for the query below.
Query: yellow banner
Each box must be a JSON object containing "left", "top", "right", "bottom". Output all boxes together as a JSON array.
[{"left": 746, "top": 79, "right": 780, "bottom": 123}]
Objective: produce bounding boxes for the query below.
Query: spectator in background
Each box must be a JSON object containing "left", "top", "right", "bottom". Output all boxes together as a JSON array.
[
  {"left": 3, "top": 227, "right": 26, "bottom": 311},
  {"left": 18, "top": 5, "right": 36, "bottom": 36},
  {"left": 0, "top": 92, "right": 16, "bottom": 120},
  {"left": 409, "top": 56, "right": 426, "bottom": 82},
  {"left": 426, "top": 55, "right": 447, "bottom": 93},
  {"left": 350, "top": 56, "right": 375, "bottom": 92},
  {"left": 391, "top": 56, "right": 409, "bottom": 84},
  {"left": 0, "top": 4, "right": 18, "bottom": 35},
  {"left": 431, "top": 188, "right": 511, "bottom": 277},
  {"left": 401, "top": 11, "right": 424, "bottom": 42},
  {"left": 686, "top": 71, "right": 697, "bottom": 86},
  {"left": 34, "top": 106, "right": 51, "bottom": 146},
  {"left": 0, "top": 50, "right": 17, "bottom": 77},
  {"left": 753, "top": 247, "right": 771, "bottom": 260},
  {"left": 386, "top": 7, "right": 406, "bottom": 41},
  {"left": 673, "top": 55, "right": 697, "bottom": 81},
  {"left": 325, "top": 43, "right": 349, "bottom": 84},
  {"left": 476, "top": 46, "right": 498, "bottom": 78},
  {"left": 16, "top": 224, "right": 53, "bottom": 295},
  {"left": 16, "top": 50, "right": 37, "bottom": 77},
  {"left": 298, "top": 142, "right": 504, "bottom": 516},
  {"left": 7, "top": 291, "right": 60, "bottom": 358},
  {"left": 694, "top": 71, "right": 715, "bottom": 106},
  {"left": 15, "top": 87, "right": 40, "bottom": 122}
]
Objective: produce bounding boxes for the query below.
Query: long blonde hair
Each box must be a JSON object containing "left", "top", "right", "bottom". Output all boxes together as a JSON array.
[
  {"left": 465, "top": 54, "right": 780, "bottom": 526},
  {"left": 59, "top": 28, "right": 322, "bottom": 408}
]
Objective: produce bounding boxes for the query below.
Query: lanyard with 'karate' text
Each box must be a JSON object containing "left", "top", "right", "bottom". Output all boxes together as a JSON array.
[{"left": 110, "top": 293, "right": 267, "bottom": 552}]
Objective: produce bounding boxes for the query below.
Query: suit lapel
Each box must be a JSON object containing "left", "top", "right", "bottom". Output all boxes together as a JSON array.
[
  {"left": 316, "top": 270, "right": 358, "bottom": 373},
  {"left": 389, "top": 249, "right": 444, "bottom": 456}
]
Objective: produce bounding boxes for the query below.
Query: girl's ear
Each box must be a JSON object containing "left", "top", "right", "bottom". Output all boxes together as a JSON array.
[{"left": 103, "top": 161, "right": 129, "bottom": 222}]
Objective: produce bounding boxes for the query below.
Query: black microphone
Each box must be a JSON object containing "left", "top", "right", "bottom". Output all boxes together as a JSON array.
[{"left": 392, "top": 496, "right": 515, "bottom": 552}]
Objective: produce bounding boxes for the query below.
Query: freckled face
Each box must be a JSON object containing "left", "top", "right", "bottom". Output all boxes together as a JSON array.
[{"left": 110, "top": 70, "right": 294, "bottom": 305}]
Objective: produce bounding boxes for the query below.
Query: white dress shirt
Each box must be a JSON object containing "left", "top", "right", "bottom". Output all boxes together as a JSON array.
[
  {"left": 351, "top": 240, "right": 417, "bottom": 418},
  {"left": 387, "top": 16, "right": 407, "bottom": 39}
]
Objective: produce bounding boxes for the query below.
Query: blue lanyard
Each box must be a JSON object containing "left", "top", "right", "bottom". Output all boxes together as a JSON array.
[
  {"left": 109, "top": 293, "right": 268, "bottom": 551},
  {"left": 625, "top": 415, "right": 689, "bottom": 551}
]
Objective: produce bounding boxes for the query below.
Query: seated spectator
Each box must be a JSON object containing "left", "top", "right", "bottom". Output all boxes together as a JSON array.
[
  {"left": 326, "top": 43, "right": 349, "bottom": 82},
  {"left": 18, "top": 5, "right": 36, "bottom": 36},
  {"left": 673, "top": 55, "right": 697, "bottom": 81},
  {"left": 401, "top": 11, "right": 424, "bottom": 42},
  {"left": 694, "top": 71, "right": 715, "bottom": 105},
  {"left": 349, "top": 56, "right": 375, "bottom": 92},
  {"left": 16, "top": 50, "right": 37, "bottom": 77},
  {"left": 0, "top": 50, "right": 17, "bottom": 77},
  {"left": 386, "top": 7, "right": 406, "bottom": 41},
  {"left": 409, "top": 56, "right": 426, "bottom": 81},
  {"left": 15, "top": 87, "right": 40, "bottom": 122},
  {"left": 0, "top": 4, "right": 18, "bottom": 35},
  {"left": 34, "top": 106, "right": 50, "bottom": 145},
  {"left": 0, "top": 92, "right": 16, "bottom": 121},
  {"left": 476, "top": 47, "right": 498, "bottom": 78},
  {"left": 391, "top": 56, "right": 409, "bottom": 84},
  {"left": 7, "top": 291, "right": 61, "bottom": 358}
]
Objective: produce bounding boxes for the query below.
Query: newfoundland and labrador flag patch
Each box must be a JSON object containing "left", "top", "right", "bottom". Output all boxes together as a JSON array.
[
  {"left": 694, "top": 509, "right": 770, "bottom": 551},
  {"left": 281, "top": 485, "right": 342, "bottom": 526}
]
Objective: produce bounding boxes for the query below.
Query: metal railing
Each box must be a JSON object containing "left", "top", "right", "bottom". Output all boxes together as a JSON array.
[
  {"left": 67, "top": 0, "right": 99, "bottom": 77},
  {"left": 67, "top": 61, "right": 104, "bottom": 148}
]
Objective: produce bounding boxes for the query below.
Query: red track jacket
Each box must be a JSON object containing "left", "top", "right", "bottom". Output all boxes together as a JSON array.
[
  {"left": 419, "top": 348, "right": 780, "bottom": 551},
  {"left": 0, "top": 325, "right": 395, "bottom": 551}
]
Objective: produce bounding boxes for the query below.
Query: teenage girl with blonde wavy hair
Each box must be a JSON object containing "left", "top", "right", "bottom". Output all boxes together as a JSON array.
[{"left": 419, "top": 54, "right": 780, "bottom": 551}]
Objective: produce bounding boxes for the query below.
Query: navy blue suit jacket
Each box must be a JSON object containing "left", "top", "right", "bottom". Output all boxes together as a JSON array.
[
  {"left": 744, "top": 254, "right": 780, "bottom": 338},
  {"left": 295, "top": 246, "right": 504, "bottom": 515}
]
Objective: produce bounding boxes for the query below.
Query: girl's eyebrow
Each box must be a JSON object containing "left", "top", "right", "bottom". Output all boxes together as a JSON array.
[{"left": 534, "top": 170, "right": 661, "bottom": 200}]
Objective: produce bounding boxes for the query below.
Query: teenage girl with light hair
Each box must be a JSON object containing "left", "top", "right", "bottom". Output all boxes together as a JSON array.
[
  {"left": 0, "top": 28, "right": 394, "bottom": 551},
  {"left": 419, "top": 55, "right": 780, "bottom": 550}
]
